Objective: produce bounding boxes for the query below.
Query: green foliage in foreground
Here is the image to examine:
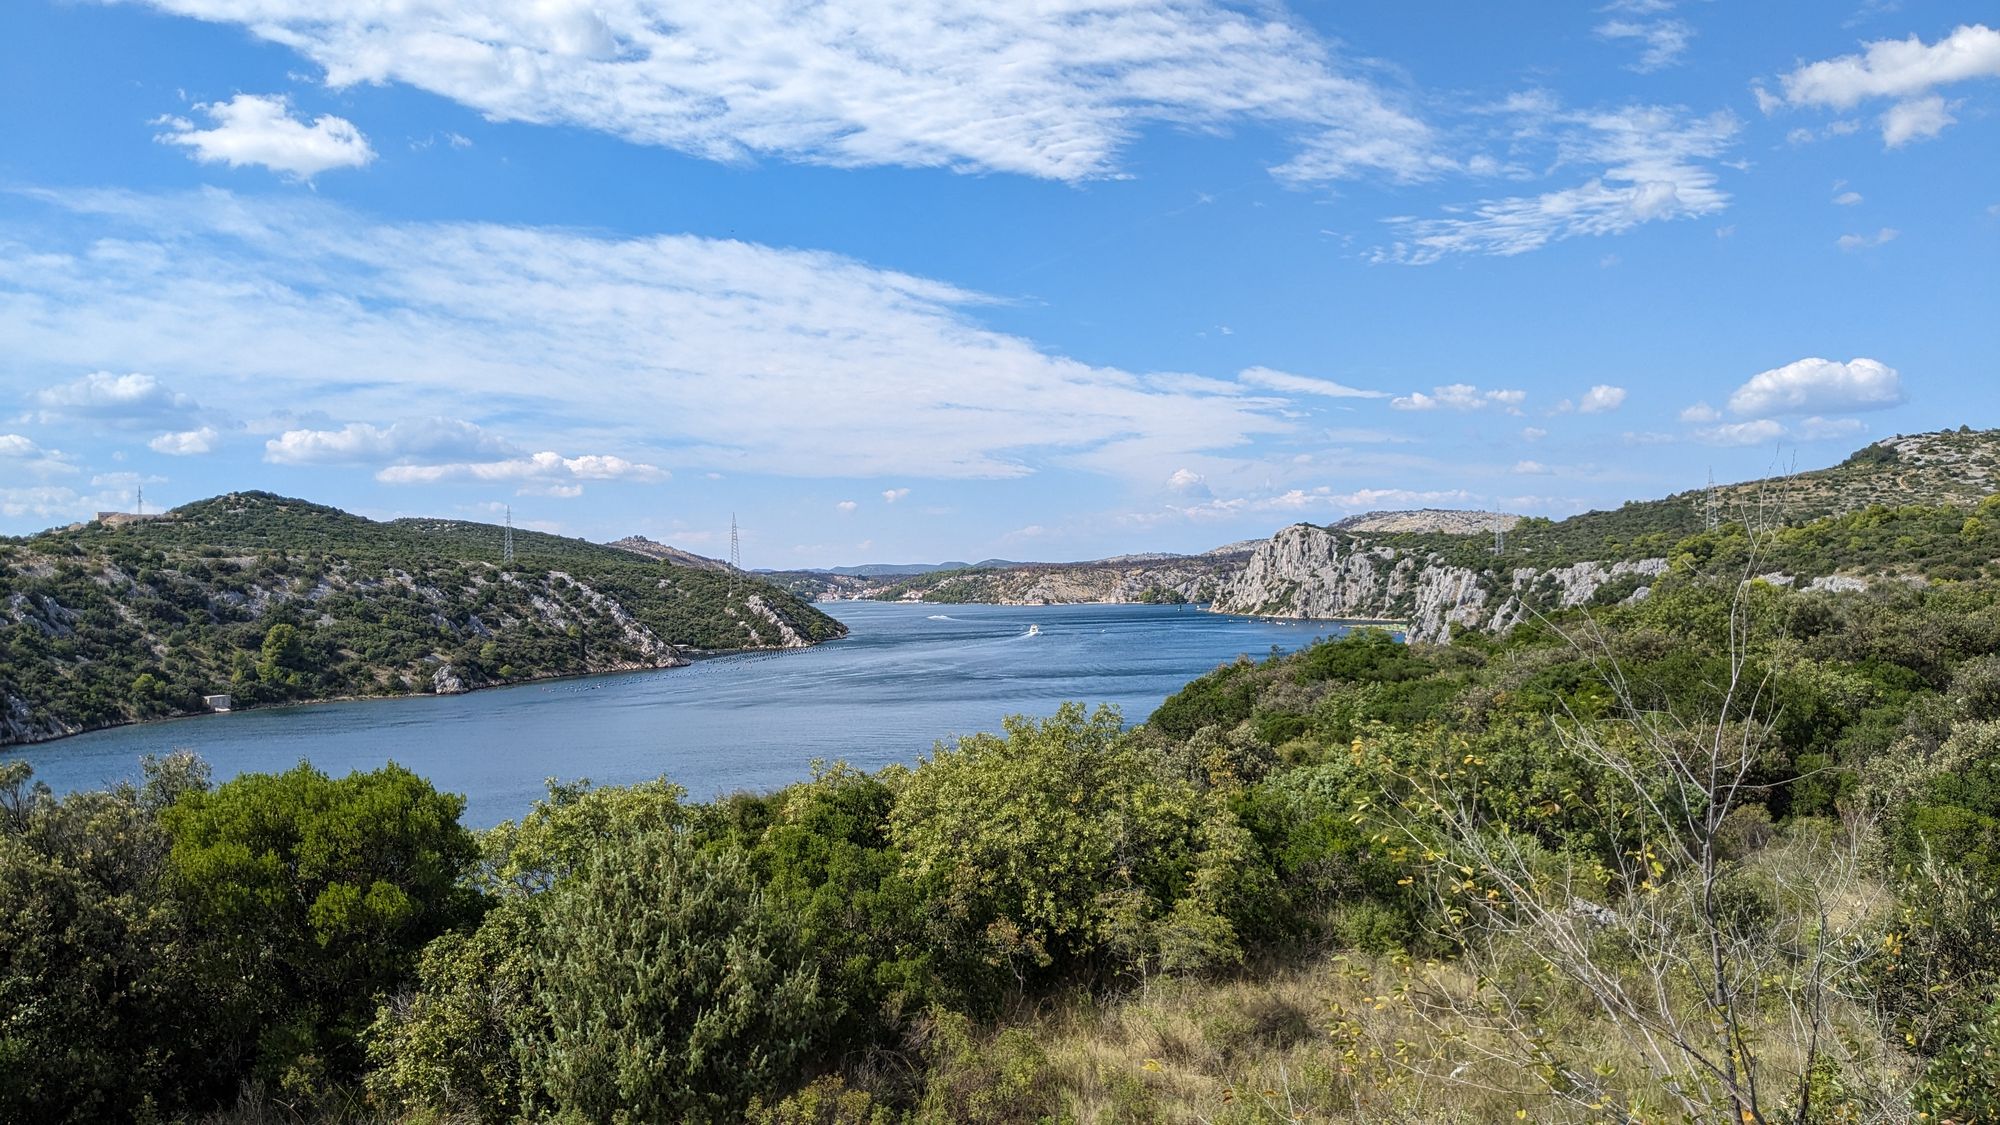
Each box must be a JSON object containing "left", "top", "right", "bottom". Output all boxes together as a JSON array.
[{"left": 11, "top": 571, "right": 2000, "bottom": 1119}]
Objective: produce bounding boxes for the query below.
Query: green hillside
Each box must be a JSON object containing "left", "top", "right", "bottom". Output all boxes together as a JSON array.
[
  {"left": 0, "top": 492, "right": 844, "bottom": 744},
  {"left": 1335, "top": 427, "right": 2000, "bottom": 571}
]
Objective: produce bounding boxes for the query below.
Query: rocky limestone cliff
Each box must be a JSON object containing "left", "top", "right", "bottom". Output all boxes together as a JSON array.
[{"left": 1210, "top": 524, "right": 1667, "bottom": 643}]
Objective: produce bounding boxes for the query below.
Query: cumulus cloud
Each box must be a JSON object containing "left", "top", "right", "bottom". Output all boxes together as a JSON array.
[
  {"left": 1520, "top": 426, "right": 1548, "bottom": 442},
  {"left": 1512, "top": 459, "right": 1552, "bottom": 474},
  {"left": 881, "top": 487, "right": 911, "bottom": 503},
  {"left": 376, "top": 450, "right": 667, "bottom": 485},
  {"left": 0, "top": 434, "right": 77, "bottom": 476},
  {"left": 1376, "top": 104, "right": 1739, "bottom": 263},
  {"left": 1237, "top": 366, "right": 1385, "bottom": 399},
  {"left": 264, "top": 418, "right": 515, "bottom": 465},
  {"left": 1833, "top": 190, "right": 1864, "bottom": 205},
  {"left": 155, "top": 94, "right": 375, "bottom": 179},
  {"left": 1771, "top": 24, "right": 2000, "bottom": 147},
  {"left": 1726, "top": 357, "right": 1905, "bottom": 417},
  {"left": 1568, "top": 384, "right": 1628, "bottom": 414},
  {"left": 1391, "top": 384, "right": 1527, "bottom": 413},
  {"left": 835, "top": 500, "right": 858, "bottom": 513},
  {"left": 1880, "top": 94, "right": 1957, "bottom": 146},
  {"left": 0, "top": 189, "right": 1292, "bottom": 483},
  {"left": 149, "top": 426, "right": 219, "bottom": 455},
  {"left": 34, "top": 371, "right": 201, "bottom": 426},
  {"left": 1679, "top": 402, "right": 1721, "bottom": 423},
  {"left": 125, "top": 1, "right": 1444, "bottom": 185}
]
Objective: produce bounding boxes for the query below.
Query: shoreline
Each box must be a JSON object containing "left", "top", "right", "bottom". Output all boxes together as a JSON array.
[
  {"left": 832, "top": 595, "right": 1407, "bottom": 631},
  {"left": 0, "top": 638, "right": 837, "bottom": 753}
]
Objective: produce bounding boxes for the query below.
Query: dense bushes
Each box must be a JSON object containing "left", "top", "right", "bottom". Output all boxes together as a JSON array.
[
  {"left": 12, "top": 575, "right": 2000, "bottom": 1118},
  {"left": 0, "top": 757, "right": 473, "bottom": 1121}
]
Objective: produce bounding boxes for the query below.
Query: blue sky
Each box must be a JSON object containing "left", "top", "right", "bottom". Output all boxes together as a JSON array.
[{"left": 1, "top": 1, "right": 1995, "bottom": 566}]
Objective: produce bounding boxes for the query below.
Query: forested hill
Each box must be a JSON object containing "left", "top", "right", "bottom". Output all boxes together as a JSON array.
[{"left": 0, "top": 492, "right": 845, "bottom": 745}]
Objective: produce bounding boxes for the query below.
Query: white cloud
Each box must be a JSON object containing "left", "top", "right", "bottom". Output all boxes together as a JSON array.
[
  {"left": 1693, "top": 419, "right": 1786, "bottom": 446},
  {"left": 882, "top": 488, "right": 910, "bottom": 503},
  {"left": 1773, "top": 24, "right": 2000, "bottom": 146},
  {"left": 1237, "top": 366, "right": 1385, "bottom": 399},
  {"left": 0, "top": 434, "right": 78, "bottom": 477},
  {"left": 155, "top": 94, "right": 375, "bottom": 179},
  {"left": 1778, "top": 24, "right": 2000, "bottom": 109},
  {"left": 1391, "top": 384, "right": 1527, "bottom": 413},
  {"left": 1577, "top": 384, "right": 1627, "bottom": 414},
  {"left": 125, "top": 0, "right": 1443, "bottom": 184},
  {"left": 835, "top": 500, "right": 858, "bottom": 513},
  {"left": 1377, "top": 105, "right": 1738, "bottom": 263},
  {"left": 1679, "top": 402, "right": 1721, "bottom": 423},
  {"left": 35, "top": 371, "right": 200, "bottom": 426},
  {"left": 377, "top": 450, "right": 667, "bottom": 485},
  {"left": 1880, "top": 94, "right": 1956, "bottom": 146},
  {"left": 1, "top": 189, "right": 1292, "bottom": 483},
  {"left": 149, "top": 426, "right": 219, "bottom": 455},
  {"left": 1512, "top": 459, "right": 1552, "bottom": 474},
  {"left": 1165, "top": 467, "right": 1212, "bottom": 499},
  {"left": 1833, "top": 190, "right": 1864, "bottom": 205},
  {"left": 1726, "top": 357, "right": 1904, "bottom": 417},
  {"left": 1595, "top": 16, "right": 1694, "bottom": 73},
  {"left": 264, "top": 418, "right": 515, "bottom": 465},
  {"left": 1520, "top": 426, "right": 1548, "bottom": 442},
  {"left": 1836, "top": 227, "right": 1899, "bottom": 250}
]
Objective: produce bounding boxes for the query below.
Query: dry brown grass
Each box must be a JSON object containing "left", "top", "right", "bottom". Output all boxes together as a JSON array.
[{"left": 965, "top": 830, "right": 1924, "bottom": 1124}]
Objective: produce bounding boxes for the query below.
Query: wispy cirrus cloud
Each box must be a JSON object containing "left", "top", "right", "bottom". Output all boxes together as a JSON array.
[
  {"left": 120, "top": 0, "right": 1445, "bottom": 185},
  {"left": 0, "top": 188, "right": 1297, "bottom": 486},
  {"left": 1595, "top": 2, "right": 1695, "bottom": 73},
  {"left": 1375, "top": 103, "right": 1738, "bottom": 263}
]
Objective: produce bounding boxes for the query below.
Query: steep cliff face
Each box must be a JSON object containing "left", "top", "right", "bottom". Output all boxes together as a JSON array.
[{"left": 1210, "top": 524, "right": 1666, "bottom": 643}]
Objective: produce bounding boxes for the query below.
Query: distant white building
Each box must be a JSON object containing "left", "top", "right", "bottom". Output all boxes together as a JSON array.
[{"left": 203, "top": 694, "right": 233, "bottom": 713}]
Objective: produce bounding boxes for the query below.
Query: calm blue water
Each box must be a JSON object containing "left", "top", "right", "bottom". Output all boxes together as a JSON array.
[{"left": 7, "top": 602, "right": 1342, "bottom": 826}]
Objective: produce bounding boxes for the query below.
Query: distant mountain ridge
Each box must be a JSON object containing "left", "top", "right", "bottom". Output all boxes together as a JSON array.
[{"left": 769, "top": 429, "right": 2000, "bottom": 631}]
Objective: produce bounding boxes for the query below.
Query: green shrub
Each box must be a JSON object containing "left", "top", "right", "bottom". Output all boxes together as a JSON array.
[{"left": 530, "top": 829, "right": 830, "bottom": 1121}]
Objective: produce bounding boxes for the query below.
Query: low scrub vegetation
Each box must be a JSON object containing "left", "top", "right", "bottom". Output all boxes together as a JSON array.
[{"left": 8, "top": 548, "right": 2000, "bottom": 1120}]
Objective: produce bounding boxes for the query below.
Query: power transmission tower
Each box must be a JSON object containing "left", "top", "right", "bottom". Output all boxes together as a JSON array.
[
  {"left": 503, "top": 505, "right": 515, "bottom": 565},
  {"left": 728, "top": 513, "right": 743, "bottom": 605},
  {"left": 1491, "top": 512, "right": 1505, "bottom": 556},
  {"left": 1705, "top": 469, "right": 1719, "bottom": 532},
  {"left": 136, "top": 485, "right": 144, "bottom": 517}
]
